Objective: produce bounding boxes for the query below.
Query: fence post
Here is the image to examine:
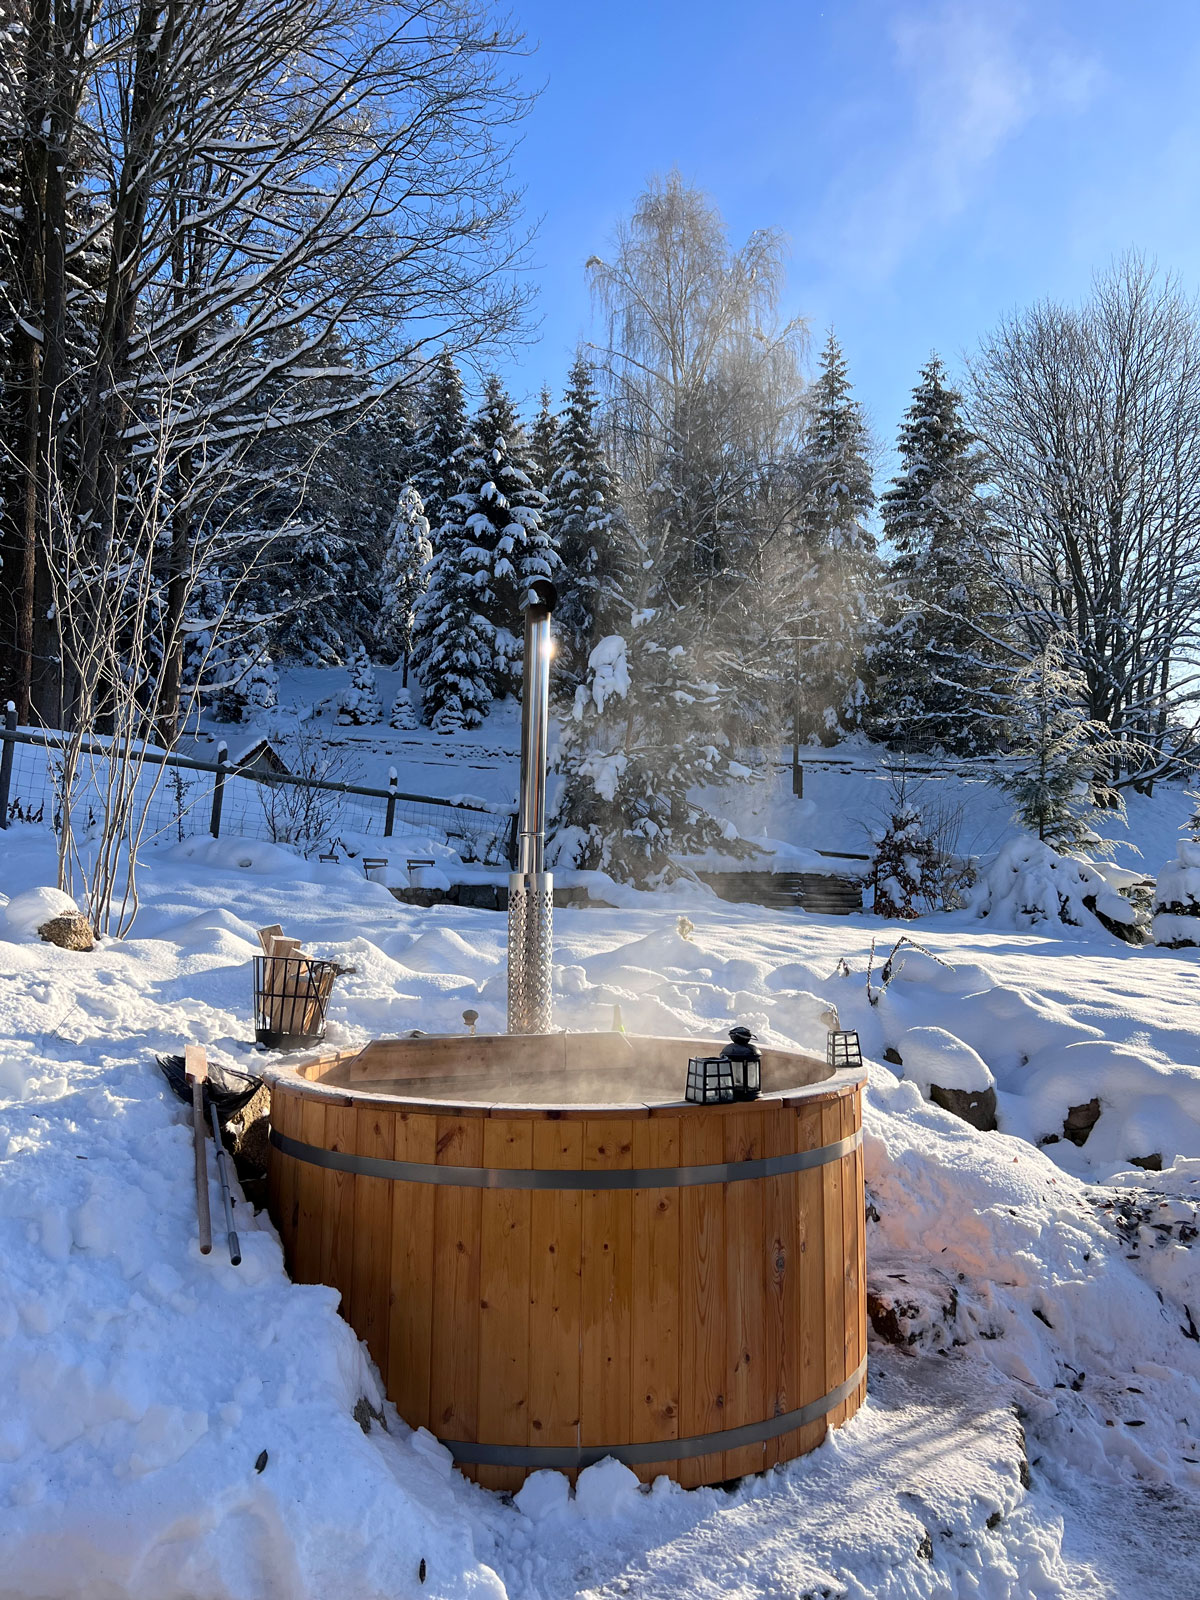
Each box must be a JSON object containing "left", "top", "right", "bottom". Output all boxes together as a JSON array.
[
  {"left": 210, "top": 741, "right": 228, "bottom": 838},
  {"left": 384, "top": 767, "right": 397, "bottom": 837},
  {"left": 0, "top": 702, "right": 15, "bottom": 829},
  {"left": 507, "top": 809, "right": 519, "bottom": 870}
]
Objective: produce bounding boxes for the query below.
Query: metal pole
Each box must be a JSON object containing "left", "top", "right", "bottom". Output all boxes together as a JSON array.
[
  {"left": 0, "top": 702, "right": 16, "bottom": 829},
  {"left": 508, "top": 581, "right": 556, "bottom": 1035},
  {"left": 209, "top": 1100, "right": 242, "bottom": 1267},
  {"left": 792, "top": 634, "right": 803, "bottom": 798},
  {"left": 384, "top": 768, "right": 397, "bottom": 837},
  {"left": 210, "top": 741, "right": 228, "bottom": 838}
]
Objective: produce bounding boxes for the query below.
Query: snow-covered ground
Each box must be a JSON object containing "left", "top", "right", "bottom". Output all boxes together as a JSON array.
[
  {"left": 179, "top": 666, "right": 1198, "bottom": 879},
  {"left": 1, "top": 800, "right": 1198, "bottom": 1599}
]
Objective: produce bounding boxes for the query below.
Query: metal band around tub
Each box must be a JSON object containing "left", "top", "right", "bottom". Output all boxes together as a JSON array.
[
  {"left": 443, "top": 1359, "right": 868, "bottom": 1470},
  {"left": 268, "top": 1125, "right": 862, "bottom": 1190}
]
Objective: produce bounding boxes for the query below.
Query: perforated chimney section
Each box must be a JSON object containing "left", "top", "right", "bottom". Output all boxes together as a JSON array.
[{"left": 507, "top": 582, "right": 556, "bottom": 1034}]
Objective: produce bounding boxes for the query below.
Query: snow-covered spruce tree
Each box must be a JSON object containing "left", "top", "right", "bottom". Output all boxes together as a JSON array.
[
  {"left": 530, "top": 386, "right": 559, "bottom": 487},
  {"left": 997, "top": 636, "right": 1126, "bottom": 854},
  {"left": 870, "top": 778, "right": 941, "bottom": 918},
  {"left": 793, "top": 332, "right": 878, "bottom": 741},
  {"left": 873, "top": 355, "right": 1004, "bottom": 755},
  {"left": 1152, "top": 798, "right": 1200, "bottom": 947},
  {"left": 546, "top": 354, "right": 626, "bottom": 691},
  {"left": 210, "top": 628, "right": 277, "bottom": 723},
  {"left": 389, "top": 687, "right": 418, "bottom": 729},
  {"left": 417, "top": 375, "right": 557, "bottom": 727},
  {"left": 375, "top": 483, "right": 432, "bottom": 675},
  {"left": 412, "top": 350, "right": 468, "bottom": 545},
  {"left": 336, "top": 646, "right": 383, "bottom": 725}
]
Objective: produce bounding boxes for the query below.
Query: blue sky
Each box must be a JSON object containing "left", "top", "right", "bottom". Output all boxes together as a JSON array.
[{"left": 498, "top": 0, "right": 1200, "bottom": 463}]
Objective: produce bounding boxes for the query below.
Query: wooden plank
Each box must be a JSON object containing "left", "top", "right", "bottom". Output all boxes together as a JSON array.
[
  {"left": 350, "top": 1104, "right": 395, "bottom": 1373},
  {"left": 528, "top": 1120, "right": 583, "bottom": 1466},
  {"left": 822, "top": 1097, "right": 847, "bottom": 1427},
  {"left": 850, "top": 1086, "right": 868, "bottom": 1421},
  {"left": 795, "top": 1102, "right": 826, "bottom": 1418},
  {"left": 629, "top": 1115, "right": 681, "bottom": 1483},
  {"left": 320, "top": 1103, "right": 358, "bottom": 1316},
  {"left": 387, "top": 1112, "right": 438, "bottom": 1433},
  {"left": 272, "top": 1088, "right": 301, "bottom": 1269},
  {"left": 722, "top": 1106, "right": 768, "bottom": 1480},
  {"left": 428, "top": 1117, "right": 484, "bottom": 1468},
  {"left": 760, "top": 1104, "right": 795, "bottom": 1470},
  {"left": 266, "top": 1089, "right": 284, "bottom": 1240},
  {"left": 475, "top": 1117, "right": 533, "bottom": 1492},
  {"left": 840, "top": 1093, "right": 860, "bottom": 1426},
  {"left": 677, "top": 1110, "right": 727, "bottom": 1488},
  {"left": 292, "top": 1096, "right": 327, "bottom": 1285},
  {"left": 580, "top": 1118, "right": 634, "bottom": 1461}
]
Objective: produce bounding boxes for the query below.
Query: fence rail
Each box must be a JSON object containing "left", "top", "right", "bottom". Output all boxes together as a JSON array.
[{"left": 0, "top": 711, "right": 517, "bottom": 866}]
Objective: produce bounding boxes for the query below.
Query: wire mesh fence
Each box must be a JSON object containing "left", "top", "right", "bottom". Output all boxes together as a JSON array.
[{"left": 0, "top": 719, "right": 516, "bottom": 867}]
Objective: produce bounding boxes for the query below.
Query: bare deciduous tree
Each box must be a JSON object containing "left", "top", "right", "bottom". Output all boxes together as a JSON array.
[
  {"left": 1, "top": 0, "right": 534, "bottom": 727},
  {"left": 968, "top": 254, "right": 1200, "bottom": 786}
]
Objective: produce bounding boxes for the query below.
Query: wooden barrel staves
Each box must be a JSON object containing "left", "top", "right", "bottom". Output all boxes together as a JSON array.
[{"left": 266, "top": 1035, "right": 867, "bottom": 1492}]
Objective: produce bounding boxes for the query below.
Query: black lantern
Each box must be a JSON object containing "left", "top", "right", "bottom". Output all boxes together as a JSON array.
[
  {"left": 685, "top": 1055, "right": 735, "bottom": 1104},
  {"left": 827, "top": 1029, "right": 863, "bottom": 1071},
  {"left": 721, "top": 1026, "right": 762, "bottom": 1101}
]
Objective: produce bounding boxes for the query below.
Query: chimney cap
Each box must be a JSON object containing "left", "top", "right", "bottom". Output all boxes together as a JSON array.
[{"left": 524, "top": 579, "right": 557, "bottom": 617}]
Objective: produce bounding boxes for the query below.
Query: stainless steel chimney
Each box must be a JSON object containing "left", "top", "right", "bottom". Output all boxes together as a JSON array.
[{"left": 507, "top": 581, "right": 556, "bottom": 1034}]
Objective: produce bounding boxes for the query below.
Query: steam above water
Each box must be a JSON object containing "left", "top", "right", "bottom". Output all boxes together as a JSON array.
[{"left": 322, "top": 1034, "right": 828, "bottom": 1108}]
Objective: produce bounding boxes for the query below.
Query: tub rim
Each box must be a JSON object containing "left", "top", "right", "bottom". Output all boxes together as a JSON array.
[{"left": 257, "top": 1031, "right": 866, "bottom": 1118}]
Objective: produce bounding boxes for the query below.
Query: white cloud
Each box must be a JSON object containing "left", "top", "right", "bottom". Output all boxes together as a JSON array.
[{"left": 826, "top": 2, "right": 1102, "bottom": 282}]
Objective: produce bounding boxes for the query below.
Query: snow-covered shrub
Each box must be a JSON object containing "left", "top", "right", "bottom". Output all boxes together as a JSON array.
[
  {"left": 388, "top": 688, "right": 417, "bottom": 730},
  {"left": 210, "top": 634, "right": 277, "bottom": 722},
  {"left": 871, "top": 801, "right": 941, "bottom": 919},
  {"left": 971, "top": 837, "right": 1143, "bottom": 940},
  {"left": 1153, "top": 836, "right": 1200, "bottom": 947},
  {"left": 336, "top": 647, "right": 382, "bottom": 725}
]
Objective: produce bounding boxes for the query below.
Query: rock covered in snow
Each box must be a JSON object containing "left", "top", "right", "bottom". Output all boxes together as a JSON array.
[
  {"left": 900, "top": 1027, "right": 994, "bottom": 1095},
  {"left": 1153, "top": 837, "right": 1200, "bottom": 946},
  {"left": 37, "top": 912, "right": 95, "bottom": 951},
  {"left": 2, "top": 885, "right": 79, "bottom": 941},
  {"left": 897, "top": 1026, "right": 997, "bottom": 1131},
  {"left": 1005, "top": 1039, "right": 1200, "bottom": 1170}
]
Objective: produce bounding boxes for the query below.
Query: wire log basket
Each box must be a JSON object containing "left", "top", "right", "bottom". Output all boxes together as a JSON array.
[{"left": 253, "top": 954, "right": 341, "bottom": 1051}]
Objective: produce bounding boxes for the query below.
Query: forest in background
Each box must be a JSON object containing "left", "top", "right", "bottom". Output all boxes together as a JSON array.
[{"left": 5, "top": 2, "right": 1200, "bottom": 888}]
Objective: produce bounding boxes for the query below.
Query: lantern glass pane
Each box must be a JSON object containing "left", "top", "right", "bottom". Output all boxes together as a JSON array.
[
  {"left": 685, "top": 1056, "right": 735, "bottom": 1104},
  {"left": 826, "top": 1030, "right": 862, "bottom": 1071}
]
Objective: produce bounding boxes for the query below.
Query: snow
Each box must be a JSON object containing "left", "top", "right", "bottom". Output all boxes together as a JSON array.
[
  {"left": 898, "top": 1025, "right": 994, "bottom": 1094},
  {"left": 1, "top": 885, "right": 79, "bottom": 940},
  {"left": 1, "top": 726, "right": 1199, "bottom": 1596},
  {"left": 1153, "top": 837, "right": 1200, "bottom": 944},
  {"left": 971, "top": 837, "right": 1139, "bottom": 934}
]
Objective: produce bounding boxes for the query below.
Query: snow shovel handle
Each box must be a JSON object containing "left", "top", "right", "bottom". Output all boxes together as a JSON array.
[
  {"left": 209, "top": 1100, "right": 241, "bottom": 1267},
  {"left": 185, "top": 1046, "right": 212, "bottom": 1256}
]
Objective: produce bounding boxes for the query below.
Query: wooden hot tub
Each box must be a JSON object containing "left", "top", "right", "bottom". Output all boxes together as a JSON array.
[{"left": 264, "top": 1032, "right": 866, "bottom": 1490}]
